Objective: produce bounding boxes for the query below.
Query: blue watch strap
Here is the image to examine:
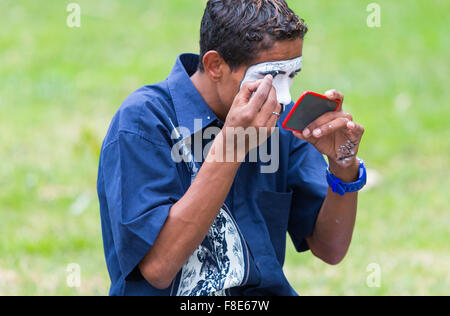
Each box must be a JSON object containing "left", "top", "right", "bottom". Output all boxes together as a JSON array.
[{"left": 326, "top": 159, "right": 367, "bottom": 196}]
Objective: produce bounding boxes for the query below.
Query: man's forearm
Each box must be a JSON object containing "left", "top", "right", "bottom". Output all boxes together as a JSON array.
[
  {"left": 139, "top": 131, "right": 242, "bottom": 289},
  {"left": 306, "top": 159, "right": 359, "bottom": 265}
]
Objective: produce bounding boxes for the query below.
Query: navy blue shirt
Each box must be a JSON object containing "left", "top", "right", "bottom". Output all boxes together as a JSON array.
[{"left": 97, "top": 54, "right": 328, "bottom": 296}]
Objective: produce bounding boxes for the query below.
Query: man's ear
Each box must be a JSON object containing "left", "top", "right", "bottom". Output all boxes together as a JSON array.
[{"left": 202, "top": 51, "right": 228, "bottom": 82}]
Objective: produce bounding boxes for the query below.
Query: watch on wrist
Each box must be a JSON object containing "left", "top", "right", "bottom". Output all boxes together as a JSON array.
[{"left": 326, "top": 158, "right": 367, "bottom": 196}]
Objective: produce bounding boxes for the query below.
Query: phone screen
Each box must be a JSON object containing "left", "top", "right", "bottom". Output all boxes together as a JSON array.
[{"left": 283, "top": 92, "right": 339, "bottom": 133}]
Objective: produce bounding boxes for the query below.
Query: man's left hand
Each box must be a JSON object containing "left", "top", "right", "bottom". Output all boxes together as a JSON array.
[{"left": 292, "top": 89, "right": 365, "bottom": 181}]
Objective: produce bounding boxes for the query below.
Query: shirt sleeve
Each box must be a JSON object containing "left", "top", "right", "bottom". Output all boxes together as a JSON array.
[
  {"left": 100, "top": 131, "right": 185, "bottom": 281},
  {"left": 287, "top": 137, "right": 328, "bottom": 252}
]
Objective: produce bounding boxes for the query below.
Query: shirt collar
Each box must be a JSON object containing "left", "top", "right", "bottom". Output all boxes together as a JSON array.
[{"left": 167, "top": 54, "right": 221, "bottom": 139}]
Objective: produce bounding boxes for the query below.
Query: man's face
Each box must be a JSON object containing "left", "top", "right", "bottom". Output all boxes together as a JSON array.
[
  {"left": 219, "top": 38, "right": 303, "bottom": 113},
  {"left": 240, "top": 56, "right": 303, "bottom": 113}
]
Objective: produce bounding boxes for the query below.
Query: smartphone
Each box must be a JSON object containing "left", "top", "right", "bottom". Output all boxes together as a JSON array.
[{"left": 282, "top": 91, "right": 341, "bottom": 133}]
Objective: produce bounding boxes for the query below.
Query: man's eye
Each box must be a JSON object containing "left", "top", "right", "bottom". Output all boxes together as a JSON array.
[
  {"left": 289, "top": 71, "right": 301, "bottom": 79},
  {"left": 261, "top": 71, "right": 281, "bottom": 78}
]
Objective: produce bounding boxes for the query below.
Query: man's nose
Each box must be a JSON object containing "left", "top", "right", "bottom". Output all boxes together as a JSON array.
[
  {"left": 275, "top": 90, "right": 292, "bottom": 111},
  {"left": 273, "top": 79, "right": 291, "bottom": 101},
  {"left": 278, "top": 88, "right": 292, "bottom": 103}
]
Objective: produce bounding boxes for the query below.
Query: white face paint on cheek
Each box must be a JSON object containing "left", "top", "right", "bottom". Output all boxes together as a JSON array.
[{"left": 240, "top": 57, "right": 303, "bottom": 112}]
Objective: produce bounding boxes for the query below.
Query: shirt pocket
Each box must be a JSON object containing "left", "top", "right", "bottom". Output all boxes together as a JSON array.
[{"left": 257, "top": 189, "right": 293, "bottom": 264}]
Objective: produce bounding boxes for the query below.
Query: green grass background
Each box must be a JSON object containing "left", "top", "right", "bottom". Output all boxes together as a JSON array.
[{"left": 0, "top": 0, "right": 448, "bottom": 295}]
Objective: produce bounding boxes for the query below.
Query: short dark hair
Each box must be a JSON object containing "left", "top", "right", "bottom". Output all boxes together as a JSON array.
[{"left": 198, "top": 0, "right": 308, "bottom": 72}]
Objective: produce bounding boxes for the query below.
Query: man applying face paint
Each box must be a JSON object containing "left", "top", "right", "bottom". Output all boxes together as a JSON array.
[
  {"left": 240, "top": 56, "right": 303, "bottom": 114},
  {"left": 98, "top": 0, "right": 367, "bottom": 297}
]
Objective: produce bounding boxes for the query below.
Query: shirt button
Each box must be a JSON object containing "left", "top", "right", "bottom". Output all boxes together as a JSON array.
[{"left": 207, "top": 116, "right": 211, "bottom": 120}]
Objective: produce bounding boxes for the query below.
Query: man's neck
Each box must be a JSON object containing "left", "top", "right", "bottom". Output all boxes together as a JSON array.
[{"left": 190, "top": 70, "right": 228, "bottom": 122}]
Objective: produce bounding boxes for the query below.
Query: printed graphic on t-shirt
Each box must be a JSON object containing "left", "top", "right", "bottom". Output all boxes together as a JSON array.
[
  {"left": 170, "top": 120, "right": 246, "bottom": 296},
  {"left": 176, "top": 207, "right": 245, "bottom": 296}
]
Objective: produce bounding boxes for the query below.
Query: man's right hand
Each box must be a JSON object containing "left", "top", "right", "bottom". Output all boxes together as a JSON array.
[{"left": 221, "top": 75, "right": 281, "bottom": 159}]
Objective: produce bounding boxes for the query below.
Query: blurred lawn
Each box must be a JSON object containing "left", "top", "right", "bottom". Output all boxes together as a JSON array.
[{"left": 0, "top": 0, "right": 449, "bottom": 295}]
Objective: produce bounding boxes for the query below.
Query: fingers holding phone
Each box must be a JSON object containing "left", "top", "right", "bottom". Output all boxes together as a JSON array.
[
  {"left": 282, "top": 91, "right": 340, "bottom": 134},
  {"left": 301, "top": 112, "right": 353, "bottom": 139},
  {"left": 324, "top": 89, "right": 344, "bottom": 111},
  {"left": 285, "top": 90, "right": 365, "bottom": 167}
]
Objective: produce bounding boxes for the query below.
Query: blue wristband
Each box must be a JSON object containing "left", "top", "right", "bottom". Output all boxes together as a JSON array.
[{"left": 326, "top": 159, "right": 367, "bottom": 196}]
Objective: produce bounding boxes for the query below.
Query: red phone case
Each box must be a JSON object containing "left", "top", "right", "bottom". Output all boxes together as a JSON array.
[{"left": 282, "top": 91, "right": 341, "bottom": 133}]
